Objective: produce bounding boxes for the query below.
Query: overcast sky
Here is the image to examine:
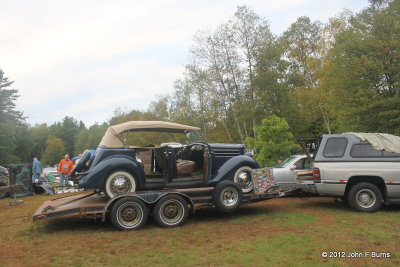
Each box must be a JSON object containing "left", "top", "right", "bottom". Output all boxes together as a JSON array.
[{"left": 1, "top": 0, "right": 369, "bottom": 127}]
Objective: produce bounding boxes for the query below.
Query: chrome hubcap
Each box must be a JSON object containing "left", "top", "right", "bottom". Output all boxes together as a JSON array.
[
  {"left": 220, "top": 187, "right": 239, "bottom": 207},
  {"left": 356, "top": 189, "right": 376, "bottom": 208},
  {"left": 237, "top": 171, "right": 252, "bottom": 189},
  {"left": 111, "top": 176, "right": 132, "bottom": 195}
]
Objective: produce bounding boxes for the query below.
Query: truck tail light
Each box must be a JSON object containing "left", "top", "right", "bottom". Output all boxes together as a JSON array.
[{"left": 313, "top": 168, "right": 321, "bottom": 181}]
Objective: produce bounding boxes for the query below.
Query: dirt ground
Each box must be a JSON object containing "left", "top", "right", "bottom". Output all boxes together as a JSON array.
[{"left": 0, "top": 193, "right": 399, "bottom": 267}]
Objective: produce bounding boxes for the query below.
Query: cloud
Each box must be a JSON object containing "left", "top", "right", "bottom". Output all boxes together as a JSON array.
[{"left": 0, "top": 0, "right": 369, "bottom": 126}]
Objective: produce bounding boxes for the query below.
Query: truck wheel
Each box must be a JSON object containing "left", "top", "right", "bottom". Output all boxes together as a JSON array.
[
  {"left": 110, "top": 197, "right": 148, "bottom": 231},
  {"left": 104, "top": 170, "right": 136, "bottom": 199},
  {"left": 347, "top": 182, "right": 383, "bottom": 212},
  {"left": 153, "top": 195, "right": 188, "bottom": 228},
  {"left": 213, "top": 180, "right": 243, "bottom": 213},
  {"left": 233, "top": 166, "right": 254, "bottom": 193}
]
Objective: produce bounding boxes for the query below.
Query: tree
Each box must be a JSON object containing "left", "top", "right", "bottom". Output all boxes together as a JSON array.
[
  {"left": 74, "top": 128, "right": 89, "bottom": 155},
  {"left": 245, "top": 115, "right": 300, "bottom": 166},
  {"left": 59, "top": 116, "right": 80, "bottom": 154},
  {"left": 168, "top": 6, "right": 274, "bottom": 143},
  {"left": 0, "top": 69, "right": 26, "bottom": 164},
  {"left": 42, "top": 136, "right": 66, "bottom": 166},
  {"left": 30, "top": 124, "right": 50, "bottom": 159},
  {"left": 322, "top": 0, "right": 400, "bottom": 133}
]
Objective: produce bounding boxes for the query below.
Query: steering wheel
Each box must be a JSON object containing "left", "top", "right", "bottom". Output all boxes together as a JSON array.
[{"left": 70, "top": 150, "right": 91, "bottom": 178}]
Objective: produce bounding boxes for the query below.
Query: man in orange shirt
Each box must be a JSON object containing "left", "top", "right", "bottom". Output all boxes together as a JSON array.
[{"left": 57, "top": 154, "right": 73, "bottom": 186}]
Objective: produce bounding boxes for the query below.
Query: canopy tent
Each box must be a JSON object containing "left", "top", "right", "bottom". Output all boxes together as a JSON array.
[
  {"left": 347, "top": 132, "right": 400, "bottom": 153},
  {"left": 99, "top": 121, "right": 200, "bottom": 147}
]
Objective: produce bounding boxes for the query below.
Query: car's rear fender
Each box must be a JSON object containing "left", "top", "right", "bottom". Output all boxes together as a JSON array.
[
  {"left": 208, "top": 155, "right": 259, "bottom": 186},
  {"left": 79, "top": 155, "right": 145, "bottom": 189}
]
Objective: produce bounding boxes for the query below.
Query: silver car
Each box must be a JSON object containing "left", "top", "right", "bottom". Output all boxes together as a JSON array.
[{"left": 272, "top": 154, "right": 312, "bottom": 190}]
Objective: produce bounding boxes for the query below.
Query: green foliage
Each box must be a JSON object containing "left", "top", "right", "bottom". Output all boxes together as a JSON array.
[
  {"left": 74, "top": 123, "right": 108, "bottom": 154},
  {"left": 245, "top": 115, "right": 300, "bottom": 166},
  {"left": 323, "top": 0, "right": 400, "bottom": 133},
  {"left": 42, "top": 136, "right": 66, "bottom": 166},
  {"left": 30, "top": 124, "right": 50, "bottom": 159},
  {"left": 0, "top": 70, "right": 27, "bottom": 164}
]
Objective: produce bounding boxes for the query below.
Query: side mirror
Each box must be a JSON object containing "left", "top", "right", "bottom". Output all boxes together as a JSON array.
[{"left": 290, "top": 166, "right": 296, "bottom": 171}]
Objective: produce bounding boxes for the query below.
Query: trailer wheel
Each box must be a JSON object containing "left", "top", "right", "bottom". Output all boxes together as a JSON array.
[
  {"left": 104, "top": 170, "right": 137, "bottom": 199},
  {"left": 110, "top": 197, "right": 148, "bottom": 231},
  {"left": 347, "top": 182, "right": 383, "bottom": 212},
  {"left": 213, "top": 181, "right": 243, "bottom": 213},
  {"left": 153, "top": 195, "right": 188, "bottom": 228}
]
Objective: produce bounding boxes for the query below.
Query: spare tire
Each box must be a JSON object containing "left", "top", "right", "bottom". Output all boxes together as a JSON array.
[
  {"left": 70, "top": 150, "right": 91, "bottom": 178},
  {"left": 212, "top": 180, "right": 243, "bottom": 213}
]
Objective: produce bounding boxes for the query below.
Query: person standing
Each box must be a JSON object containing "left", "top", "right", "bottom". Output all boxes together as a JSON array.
[
  {"left": 57, "top": 154, "right": 73, "bottom": 186},
  {"left": 32, "top": 157, "right": 43, "bottom": 184}
]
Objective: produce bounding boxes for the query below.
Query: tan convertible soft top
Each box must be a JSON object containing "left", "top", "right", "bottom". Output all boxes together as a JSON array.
[{"left": 99, "top": 121, "right": 200, "bottom": 147}]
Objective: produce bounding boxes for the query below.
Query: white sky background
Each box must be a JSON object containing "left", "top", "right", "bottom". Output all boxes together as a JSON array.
[{"left": 0, "top": 0, "right": 369, "bottom": 127}]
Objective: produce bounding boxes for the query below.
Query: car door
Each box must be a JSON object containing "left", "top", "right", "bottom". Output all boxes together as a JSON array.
[{"left": 280, "top": 157, "right": 311, "bottom": 188}]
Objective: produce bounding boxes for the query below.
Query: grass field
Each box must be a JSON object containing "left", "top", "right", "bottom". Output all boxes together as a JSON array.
[{"left": 0, "top": 193, "right": 399, "bottom": 267}]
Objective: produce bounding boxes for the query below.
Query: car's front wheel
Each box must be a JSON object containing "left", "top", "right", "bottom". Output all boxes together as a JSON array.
[
  {"left": 104, "top": 170, "right": 137, "bottom": 199},
  {"left": 233, "top": 166, "right": 253, "bottom": 193}
]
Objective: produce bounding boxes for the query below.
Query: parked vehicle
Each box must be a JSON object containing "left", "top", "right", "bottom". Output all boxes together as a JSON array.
[
  {"left": 33, "top": 172, "right": 297, "bottom": 231},
  {"left": 272, "top": 154, "right": 312, "bottom": 190},
  {"left": 0, "top": 166, "right": 10, "bottom": 199},
  {"left": 0, "top": 166, "right": 9, "bottom": 177},
  {"left": 41, "top": 167, "right": 60, "bottom": 182},
  {"left": 308, "top": 133, "right": 400, "bottom": 212},
  {"left": 72, "top": 121, "right": 258, "bottom": 198}
]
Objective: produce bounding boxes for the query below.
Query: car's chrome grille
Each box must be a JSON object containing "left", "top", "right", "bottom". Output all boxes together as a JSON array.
[{"left": 213, "top": 149, "right": 241, "bottom": 157}]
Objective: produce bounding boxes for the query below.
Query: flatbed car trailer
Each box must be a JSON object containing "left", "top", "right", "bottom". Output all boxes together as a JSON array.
[{"left": 32, "top": 180, "right": 298, "bottom": 231}]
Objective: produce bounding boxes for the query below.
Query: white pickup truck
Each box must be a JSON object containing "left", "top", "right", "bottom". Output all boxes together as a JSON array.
[{"left": 302, "top": 133, "right": 400, "bottom": 212}]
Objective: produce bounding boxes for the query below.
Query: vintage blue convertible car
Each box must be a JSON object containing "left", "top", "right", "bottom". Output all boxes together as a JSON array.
[{"left": 72, "top": 121, "right": 258, "bottom": 198}]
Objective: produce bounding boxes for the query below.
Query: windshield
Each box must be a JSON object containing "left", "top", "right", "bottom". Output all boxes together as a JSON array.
[
  {"left": 185, "top": 130, "right": 207, "bottom": 143},
  {"left": 273, "top": 156, "right": 297, "bottom": 168},
  {"left": 123, "top": 131, "right": 187, "bottom": 146}
]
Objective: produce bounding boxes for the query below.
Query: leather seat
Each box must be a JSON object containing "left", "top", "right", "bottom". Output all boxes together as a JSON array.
[{"left": 176, "top": 160, "right": 196, "bottom": 175}]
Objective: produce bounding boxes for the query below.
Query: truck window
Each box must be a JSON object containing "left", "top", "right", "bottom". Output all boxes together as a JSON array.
[
  {"left": 323, "top": 138, "right": 347, "bottom": 158},
  {"left": 350, "top": 143, "right": 382, "bottom": 157}
]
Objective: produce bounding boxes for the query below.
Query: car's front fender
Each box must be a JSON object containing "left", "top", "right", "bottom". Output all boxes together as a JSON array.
[
  {"left": 208, "top": 155, "right": 259, "bottom": 186},
  {"left": 79, "top": 155, "right": 145, "bottom": 189}
]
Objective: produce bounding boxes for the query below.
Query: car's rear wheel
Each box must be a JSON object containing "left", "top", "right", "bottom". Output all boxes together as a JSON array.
[
  {"left": 104, "top": 170, "right": 137, "bottom": 199},
  {"left": 347, "top": 182, "right": 383, "bottom": 212},
  {"left": 153, "top": 195, "right": 188, "bottom": 228},
  {"left": 233, "top": 166, "right": 253, "bottom": 193},
  {"left": 213, "top": 180, "right": 243, "bottom": 213},
  {"left": 110, "top": 197, "right": 148, "bottom": 231}
]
